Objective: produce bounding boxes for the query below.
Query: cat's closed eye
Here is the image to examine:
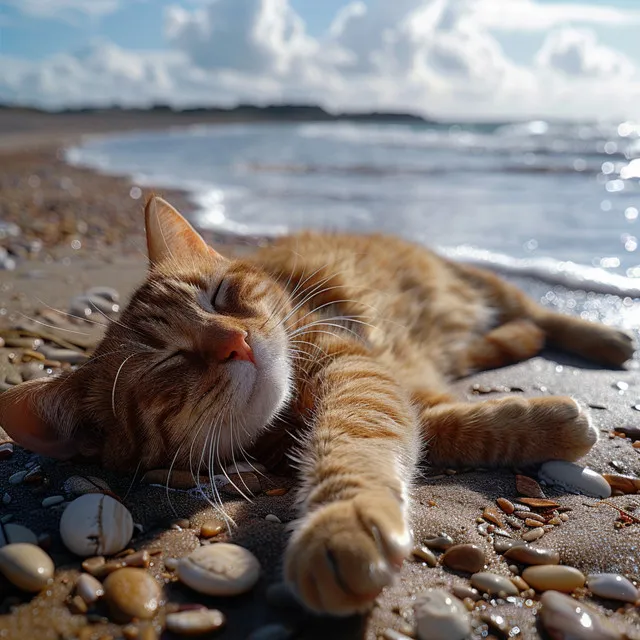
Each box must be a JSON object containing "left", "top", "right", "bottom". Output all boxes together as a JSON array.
[{"left": 211, "top": 278, "right": 228, "bottom": 311}]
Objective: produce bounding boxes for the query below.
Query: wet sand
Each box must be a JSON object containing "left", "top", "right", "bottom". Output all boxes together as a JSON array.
[{"left": 1, "top": 112, "right": 639, "bottom": 640}]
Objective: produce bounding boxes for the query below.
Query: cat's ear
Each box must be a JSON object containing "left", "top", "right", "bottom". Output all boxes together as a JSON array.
[
  {"left": 0, "top": 378, "right": 78, "bottom": 459},
  {"left": 145, "top": 195, "right": 221, "bottom": 267}
]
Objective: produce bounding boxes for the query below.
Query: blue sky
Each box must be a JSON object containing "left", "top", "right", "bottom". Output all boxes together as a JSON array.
[{"left": 1, "top": 0, "right": 639, "bottom": 119}]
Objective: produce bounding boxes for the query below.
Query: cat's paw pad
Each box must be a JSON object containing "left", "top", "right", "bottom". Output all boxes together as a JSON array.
[
  {"left": 284, "top": 491, "right": 411, "bottom": 616},
  {"left": 529, "top": 396, "right": 597, "bottom": 460}
]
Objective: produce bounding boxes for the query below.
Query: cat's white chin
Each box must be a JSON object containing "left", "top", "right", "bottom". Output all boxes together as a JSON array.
[{"left": 217, "top": 334, "right": 291, "bottom": 459}]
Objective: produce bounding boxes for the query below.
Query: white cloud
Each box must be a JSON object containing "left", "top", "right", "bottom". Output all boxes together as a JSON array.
[
  {"left": 1, "top": 0, "right": 639, "bottom": 120},
  {"left": 536, "top": 28, "right": 635, "bottom": 79}
]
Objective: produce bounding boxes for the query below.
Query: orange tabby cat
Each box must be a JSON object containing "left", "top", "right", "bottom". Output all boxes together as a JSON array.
[{"left": 0, "top": 196, "right": 634, "bottom": 615}]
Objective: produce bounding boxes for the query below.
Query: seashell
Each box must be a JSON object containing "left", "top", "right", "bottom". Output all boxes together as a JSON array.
[
  {"left": 516, "top": 474, "right": 546, "bottom": 498},
  {"left": 538, "top": 461, "right": 611, "bottom": 498},
  {"left": 0, "top": 523, "right": 38, "bottom": 547},
  {"left": 496, "top": 498, "right": 515, "bottom": 514},
  {"left": 177, "top": 544, "right": 261, "bottom": 596},
  {"left": 414, "top": 588, "right": 471, "bottom": 640},
  {"left": 0, "top": 543, "right": 54, "bottom": 592},
  {"left": 602, "top": 473, "right": 640, "bottom": 495},
  {"left": 60, "top": 494, "right": 133, "bottom": 557},
  {"left": 587, "top": 573, "right": 639, "bottom": 603},
  {"left": 539, "top": 591, "right": 623, "bottom": 640},
  {"left": 470, "top": 572, "right": 519, "bottom": 597},
  {"left": 442, "top": 544, "right": 485, "bottom": 574},
  {"left": 504, "top": 545, "right": 560, "bottom": 566},
  {"left": 522, "top": 565, "right": 585, "bottom": 593}
]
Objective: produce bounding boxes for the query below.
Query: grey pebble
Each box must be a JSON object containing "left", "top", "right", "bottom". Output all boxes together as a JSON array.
[{"left": 42, "top": 496, "right": 65, "bottom": 507}]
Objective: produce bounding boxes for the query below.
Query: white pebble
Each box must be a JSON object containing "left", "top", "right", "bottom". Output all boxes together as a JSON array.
[
  {"left": 76, "top": 573, "right": 105, "bottom": 604},
  {"left": 414, "top": 588, "right": 471, "bottom": 640},
  {"left": 60, "top": 494, "right": 133, "bottom": 557},
  {"left": 177, "top": 543, "right": 261, "bottom": 596},
  {"left": 538, "top": 461, "right": 611, "bottom": 498},
  {"left": 166, "top": 609, "right": 226, "bottom": 635},
  {"left": 587, "top": 573, "right": 639, "bottom": 603},
  {"left": 0, "top": 543, "right": 54, "bottom": 592}
]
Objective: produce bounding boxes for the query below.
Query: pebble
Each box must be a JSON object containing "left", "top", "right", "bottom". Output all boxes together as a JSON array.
[
  {"left": 494, "top": 538, "right": 526, "bottom": 554},
  {"left": 60, "top": 494, "right": 133, "bottom": 556},
  {"left": 518, "top": 497, "right": 559, "bottom": 508},
  {"left": 62, "top": 475, "right": 113, "bottom": 497},
  {"left": 265, "top": 582, "right": 301, "bottom": 610},
  {"left": 587, "top": 573, "right": 639, "bottom": 603},
  {"left": 123, "top": 550, "right": 150, "bottom": 568},
  {"left": 539, "top": 590, "right": 623, "bottom": 640},
  {"left": 103, "top": 568, "right": 161, "bottom": 622},
  {"left": 68, "top": 595, "right": 88, "bottom": 614},
  {"left": 200, "top": 521, "right": 225, "bottom": 538},
  {"left": 164, "top": 557, "right": 179, "bottom": 571},
  {"left": 504, "top": 545, "right": 560, "bottom": 565},
  {"left": 538, "top": 461, "right": 611, "bottom": 498},
  {"left": 265, "top": 514, "right": 281, "bottom": 523},
  {"left": 177, "top": 543, "right": 261, "bottom": 596},
  {"left": 166, "top": 609, "right": 226, "bottom": 635},
  {"left": 42, "top": 495, "right": 65, "bottom": 507},
  {"left": 423, "top": 534, "right": 454, "bottom": 550},
  {"left": 0, "top": 523, "right": 38, "bottom": 547},
  {"left": 602, "top": 473, "right": 640, "bottom": 495},
  {"left": 470, "top": 572, "right": 519, "bottom": 597},
  {"left": 522, "top": 565, "right": 585, "bottom": 592},
  {"left": 222, "top": 472, "right": 262, "bottom": 496},
  {"left": 82, "top": 556, "right": 106, "bottom": 575},
  {"left": 414, "top": 588, "right": 471, "bottom": 640},
  {"left": 0, "top": 543, "right": 54, "bottom": 592},
  {"left": 9, "top": 470, "right": 28, "bottom": 485},
  {"left": 412, "top": 546, "right": 437, "bottom": 567},
  {"left": 38, "top": 347, "right": 87, "bottom": 365},
  {"left": 442, "top": 544, "right": 485, "bottom": 573},
  {"left": 451, "top": 584, "right": 480, "bottom": 601},
  {"left": 76, "top": 573, "right": 105, "bottom": 604},
  {"left": 515, "top": 511, "right": 544, "bottom": 522},
  {"left": 496, "top": 498, "right": 515, "bottom": 514},
  {"left": 522, "top": 527, "right": 545, "bottom": 542},
  {"left": 482, "top": 506, "right": 504, "bottom": 527},
  {"left": 516, "top": 474, "right": 546, "bottom": 498},
  {"left": 510, "top": 576, "right": 529, "bottom": 591},
  {"left": 617, "top": 425, "right": 640, "bottom": 441},
  {"left": 265, "top": 488, "right": 289, "bottom": 496},
  {"left": 86, "top": 286, "right": 120, "bottom": 303}
]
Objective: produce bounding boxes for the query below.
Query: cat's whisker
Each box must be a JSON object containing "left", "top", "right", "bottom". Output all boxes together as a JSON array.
[
  {"left": 164, "top": 442, "right": 185, "bottom": 518},
  {"left": 33, "top": 296, "right": 122, "bottom": 330},
  {"left": 122, "top": 458, "right": 144, "bottom": 503},
  {"left": 15, "top": 311, "right": 93, "bottom": 336},
  {"left": 275, "top": 280, "right": 348, "bottom": 330},
  {"left": 285, "top": 298, "right": 372, "bottom": 333},
  {"left": 111, "top": 353, "right": 142, "bottom": 419}
]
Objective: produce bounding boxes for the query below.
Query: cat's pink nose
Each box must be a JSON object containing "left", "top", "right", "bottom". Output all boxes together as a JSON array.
[{"left": 216, "top": 331, "right": 255, "bottom": 364}]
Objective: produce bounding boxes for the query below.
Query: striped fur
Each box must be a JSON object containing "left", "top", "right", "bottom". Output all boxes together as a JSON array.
[{"left": 0, "top": 197, "right": 634, "bottom": 616}]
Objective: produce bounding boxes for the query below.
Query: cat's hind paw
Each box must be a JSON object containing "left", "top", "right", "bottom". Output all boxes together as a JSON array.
[{"left": 284, "top": 490, "right": 411, "bottom": 616}]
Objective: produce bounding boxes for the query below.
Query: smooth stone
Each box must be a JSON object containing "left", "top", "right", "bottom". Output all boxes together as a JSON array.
[
  {"left": 414, "top": 588, "right": 471, "bottom": 640},
  {"left": 412, "top": 546, "right": 437, "bottom": 567},
  {"left": 442, "top": 544, "right": 485, "bottom": 573},
  {"left": 76, "top": 573, "right": 105, "bottom": 604},
  {"left": 86, "top": 286, "right": 120, "bottom": 303},
  {"left": 423, "top": 534, "right": 454, "bottom": 550},
  {"left": 42, "top": 495, "right": 65, "bottom": 507},
  {"left": 602, "top": 473, "right": 640, "bottom": 495},
  {"left": 166, "top": 609, "right": 226, "bottom": 635},
  {"left": 0, "top": 524, "right": 38, "bottom": 547},
  {"left": 471, "top": 572, "right": 519, "bottom": 597},
  {"left": 587, "top": 573, "right": 639, "bottom": 603},
  {"left": 9, "top": 470, "right": 28, "bottom": 485},
  {"left": 504, "top": 545, "right": 560, "bottom": 566},
  {"left": 177, "top": 543, "right": 261, "bottom": 596},
  {"left": 494, "top": 538, "right": 526, "bottom": 554},
  {"left": 0, "top": 543, "right": 54, "bottom": 592},
  {"left": 38, "top": 347, "right": 87, "bottom": 365},
  {"left": 539, "top": 591, "right": 623, "bottom": 640},
  {"left": 103, "top": 568, "right": 161, "bottom": 622},
  {"left": 538, "top": 461, "right": 611, "bottom": 498},
  {"left": 617, "top": 425, "right": 640, "bottom": 441},
  {"left": 496, "top": 498, "right": 515, "bottom": 514},
  {"left": 60, "top": 494, "right": 133, "bottom": 557},
  {"left": 522, "top": 565, "right": 585, "bottom": 593},
  {"left": 451, "top": 585, "right": 480, "bottom": 601},
  {"left": 200, "top": 521, "right": 225, "bottom": 538},
  {"left": 522, "top": 527, "right": 545, "bottom": 542}
]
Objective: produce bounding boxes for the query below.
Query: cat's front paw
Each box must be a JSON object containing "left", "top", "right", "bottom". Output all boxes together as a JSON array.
[{"left": 284, "top": 490, "right": 411, "bottom": 616}]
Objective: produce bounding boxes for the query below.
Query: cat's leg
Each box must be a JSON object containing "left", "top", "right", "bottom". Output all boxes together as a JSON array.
[
  {"left": 462, "top": 319, "right": 545, "bottom": 373},
  {"left": 284, "top": 352, "right": 421, "bottom": 616},
  {"left": 414, "top": 392, "right": 597, "bottom": 467}
]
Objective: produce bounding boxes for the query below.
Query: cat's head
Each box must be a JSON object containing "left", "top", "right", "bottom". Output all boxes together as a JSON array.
[{"left": 0, "top": 197, "right": 292, "bottom": 470}]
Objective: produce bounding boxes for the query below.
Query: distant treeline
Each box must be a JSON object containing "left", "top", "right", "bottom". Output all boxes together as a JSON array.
[{"left": 0, "top": 102, "right": 433, "bottom": 124}]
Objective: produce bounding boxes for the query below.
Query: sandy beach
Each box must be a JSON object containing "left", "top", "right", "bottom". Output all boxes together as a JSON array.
[{"left": 1, "top": 110, "right": 640, "bottom": 640}]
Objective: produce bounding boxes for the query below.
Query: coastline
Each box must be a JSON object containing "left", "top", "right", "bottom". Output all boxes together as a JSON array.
[{"left": 1, "top": 113, "right": 640, "bottom": 639}]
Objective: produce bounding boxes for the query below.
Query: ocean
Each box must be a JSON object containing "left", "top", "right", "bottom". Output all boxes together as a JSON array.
[{"left": 67, "top": 119, "right": 640, "bottom": 303}]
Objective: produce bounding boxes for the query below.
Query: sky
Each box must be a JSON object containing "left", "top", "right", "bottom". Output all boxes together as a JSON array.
[{"left": 1, "top": 0, "right": 639, "bottom": 120}]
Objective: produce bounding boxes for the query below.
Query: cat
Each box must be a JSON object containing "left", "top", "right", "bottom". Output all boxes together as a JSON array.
[{"left": 0, "top": 196, "right": 634, "bottom": 616}]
